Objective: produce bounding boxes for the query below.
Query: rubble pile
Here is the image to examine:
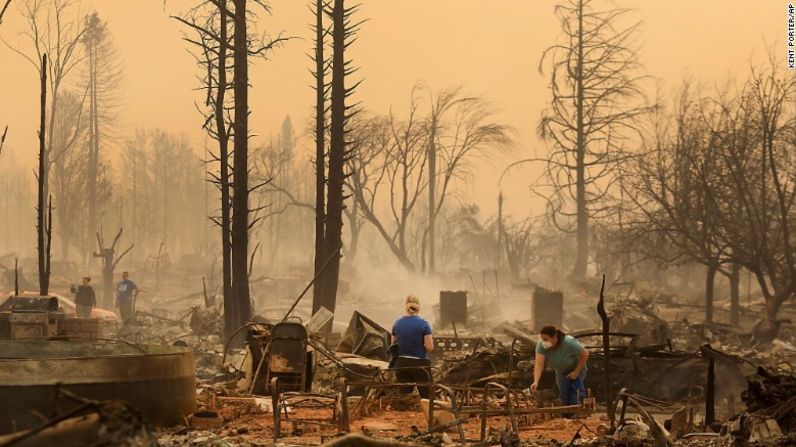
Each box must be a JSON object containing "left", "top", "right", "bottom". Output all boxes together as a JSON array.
[
  {"left": 671, "top": 321, "right": 796, "bottom": 373},
  {"left": 733, "top": 367, "right": 796, "bottom": 440},
  {"left": 609, "top": 296, "right": 671, "bottom": 347},
  {"left": 190, "top": 306, "right": 224, "bottom": 337},
  {"left": 440, "top": 343, "right": 533, "bottom": 387},
  {"left": 0, "top": 400, "right": 158, "bottom": 447},
  {"left": 117, "top": 310, "right": 190, "bottom": 344}
]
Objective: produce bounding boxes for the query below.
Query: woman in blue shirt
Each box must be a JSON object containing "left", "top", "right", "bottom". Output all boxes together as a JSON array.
[{"left": 391, "top": 295, "right": 434, "bottom": 398}]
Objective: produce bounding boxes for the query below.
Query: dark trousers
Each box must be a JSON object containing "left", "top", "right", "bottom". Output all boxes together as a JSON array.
[
  {"left": 393, "top": 357, "right": 432, "bottom": 398},
  {"left": 119, "top": 300, "right": 134, "bottom": 324},
  {"left": 76, "top": 305, "right": 92, "bottom": 319}
]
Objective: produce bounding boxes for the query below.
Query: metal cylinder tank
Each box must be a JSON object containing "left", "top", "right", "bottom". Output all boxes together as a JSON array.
[{"left": 0, "top": 340, "right": 196, "bottom": 434}]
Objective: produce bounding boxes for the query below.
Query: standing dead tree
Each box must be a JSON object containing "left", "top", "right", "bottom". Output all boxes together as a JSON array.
[
  {"left": 538, "top": 0, "right": 649, "bottom": 281},
  {"left": 174, "top": 0, "right": 235, "bottom": 341},
  {"left": 708, "top": 58, "right": 796, "bottom": 334},
  {"left": 36, "top": 54, "right": 51, "bottom": 295},
  {"left": 4, "top": 0, "right": 86, "bottom": 242},
  {"left": 625, "top": 82, "right": 733, "bottom": 323},
  {"left": 422, "top": 86, "right": 511, "bottom": 273},
  {"left": 628, "top": 56, "right": 796, "bottom": 331},
  {"left": 83, "top": 11, "right": 122, "bottom": 261},
  {"left": 502, "top": 217, "right": 543, "bottom": 281},
  {"left": 230, "top": 0, "right": 253, "bottom": 343},
  {"left": 311, "top": 0, "right": 330, "bottom": 318},
  {"left": 93, "top": 228, "right": 133, "bottom": 309},
  {"left": 315, "top": 0, "right": 362, "bottom": 329},
  {"left": 425, "top": 87, "right": 466, "bottom": 274},
  {"left": 175, "top": 0, "right": 288, "bottom": 346},
  {"left": 348, "top": 86, "right": 509, "bottom": 272},
  {"left": 50, "top": 91, "right": 88, "bottom": 260},
  {"left": 348, "top": 109, "right": 428, "bottom": 271}
]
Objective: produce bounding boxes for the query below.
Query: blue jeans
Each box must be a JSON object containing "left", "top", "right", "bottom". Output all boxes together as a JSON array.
[{"left": 555, "top": 368, "right": 587, "bottom": 406}]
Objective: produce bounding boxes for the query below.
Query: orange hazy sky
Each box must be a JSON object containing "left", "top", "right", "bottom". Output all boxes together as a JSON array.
[{"left": 0, "top": 0, "right": 786, "bottom": 217}]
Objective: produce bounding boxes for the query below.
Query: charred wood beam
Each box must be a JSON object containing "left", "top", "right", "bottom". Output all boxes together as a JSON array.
[
  {"left": 705, "top": 358, "right": 715, "bottom": 427},
  {"left": 596, "top": 274, "right": 615, "bottom": 431}
]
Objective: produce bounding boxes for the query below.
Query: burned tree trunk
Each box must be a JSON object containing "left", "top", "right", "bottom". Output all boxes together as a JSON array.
[
  {"left": 428, "top": 116, "right": 437, "bottom": 275},
  {"left": 230, "top": 0, "right": 252, "bottom": 345},
  {"left": 321, "top": 0, "right": 345, "bottom": 324},
  {"left": 85, "top": 19, "right": 100, "bottom": 263},
  {"left": 539, "top": 0, "right": 647, "bottom": 282},
  {"left": 705, "top": 262, "right": 717, "bottom": 323},
  {"left": 729, "top": 264, "right": 740, "bottom": 326},
  {"left": 319, "top": 0, "right": 358, "bottom": 329},
  {"left": 217, "top": 1, "right": 235, "bottom": 345},
  {"left": 572, "top": 0, "right": 587, "bottom": 281},
  {"left": 596, "top": 275, "right": 614, "bottom": 430},
  {"left": 705, "top": 358, "right": 715, "bottom": 427},
  {"left": 93, "top": 228, "right": 133, "bottom": 308},
  {"left": 312, "top": 0, "right": 328, "bottom": 315},
  {"left": 37, "top": 54, "right": 50, "bottom": 295}
]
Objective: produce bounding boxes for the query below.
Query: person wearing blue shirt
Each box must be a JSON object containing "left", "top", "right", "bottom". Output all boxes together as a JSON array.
[
  {"left": 530, "top": 324, "right": 589, "bottom": 408},
  {"left": 116, "top": 271, "right": 139, "bottom": 324},
  {"left": 390, "top": 295, "right": 434, "bottom": 398}
]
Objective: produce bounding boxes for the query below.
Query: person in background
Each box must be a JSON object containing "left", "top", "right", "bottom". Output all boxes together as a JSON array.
[
  {"left": 530, "top": 324, "right": 589, "bottom": 408},
  {"left": 116, "top": 271, "right": 138, "bottom": 324},
  {"left": 390, "top": 295, "right": 434, "bottom": 398},
  {"left": 74, "top": 277, "right": 96, "bottom": 319}
]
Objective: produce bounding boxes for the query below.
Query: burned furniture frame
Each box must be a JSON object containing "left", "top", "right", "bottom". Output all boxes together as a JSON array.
[
  {"left": 438, "top": 337, "right": 595, "bottom": 443},
  {"left": 263, "top": 322, "right": 310, "bottom": 394},
  {"left": 348, "top": 366, "right": 468, "bottom": 444},
  {"left": 438, "top": 382, "right": 596, "bottom": 443},
  {"left": 271, "top": 376, "right": 350, "bottom": 441},
  {"left": 348, "top": 360, "right": 596, "bottom": 444}
]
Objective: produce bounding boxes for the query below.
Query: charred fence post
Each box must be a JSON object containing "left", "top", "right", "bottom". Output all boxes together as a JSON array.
[
  {"left": 706, "top": 357, "right": 715, "bottom": 427},
  {"left": 596, "top": 274, "right": 615, "bottom": 430}
]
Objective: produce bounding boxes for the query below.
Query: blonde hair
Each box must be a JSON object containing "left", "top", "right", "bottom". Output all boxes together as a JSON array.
[{"left": 405, "top": 295, "right": 421, "bottom": 314}]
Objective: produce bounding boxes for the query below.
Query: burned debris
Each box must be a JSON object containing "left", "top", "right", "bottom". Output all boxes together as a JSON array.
[
  {"left": 1, "top": 0, "right": 795, "bottom": 446},
  {"left": 2, "top": 257, "right": 794, "bottom": 447}
]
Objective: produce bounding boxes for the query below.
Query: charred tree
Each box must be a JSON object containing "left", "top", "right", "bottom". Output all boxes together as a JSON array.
[
  {"left": 539, "top": 0, "right": 648, "bottom": 281},
  {"left": 175, "top": 0, "right": 287, "bottom": 346},
  {"left": 318, "top": 0, "right": 361, "bottom": 326},
  {"left": 319, "top": 0, "right": 345, "bottom": 323},
  {"left": 36, "top": 54, "right": 50, "bottom": 295},
  {"left": 427, "top": 107, "right": 437, "bottom": 275},
  {"left": 82, "top": 12, "right": 122, "bottom": 262},
  {"left": 174, "top": 1, "right": 235, "bottom": 342},
  {"left": 85, "top": 13, "right": 100, "bottom": 259},
  {"left": 728, "top": 264, "right": 741, "bottom": 326},
  {"left": 7, "top": 0, "right": 88, "bottom": 260},
  {"left": 229, "top": 0, "right": 252, "bottom": 345},
  {"left": 93, "top": 228, "right": 133, "bottom": 308},
  {"left": 624, "top": 81, "right": 729, "bottom": 324},
  {"left": 311, "top": 0, "right": 329, "bottom": 316},
  {"left": 596, "top": 275, "right": 614, "bottom": 429},
  {"left": 217, "top": 1, "right": 234, "bottom": 343}
]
